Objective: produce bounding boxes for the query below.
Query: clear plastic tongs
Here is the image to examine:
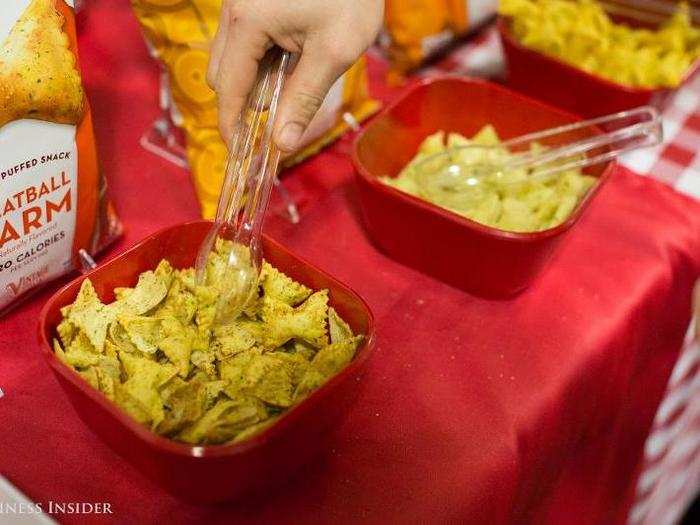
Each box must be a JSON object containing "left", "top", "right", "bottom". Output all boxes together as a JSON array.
[
  {"left": 413, "top": 106, "right": 663, "bottom": 194},
  {"left": 195, "top": 47, "right": 291, "bottom": 324}
]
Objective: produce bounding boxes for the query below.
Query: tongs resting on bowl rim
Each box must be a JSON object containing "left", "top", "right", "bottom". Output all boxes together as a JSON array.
[{"left": 413, "top": 106, "right": 663, "bottom": 195}]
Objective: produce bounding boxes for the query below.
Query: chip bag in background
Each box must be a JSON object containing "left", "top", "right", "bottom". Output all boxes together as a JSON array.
[
  {"left": 382, "top": 0, "right": 498, "bottom": 81},
  {"left": 130, "top": 0, "right": 380, "bottom": 219},
  {"left": 0, "top": 0, "right": 121, "bottom": 316}
]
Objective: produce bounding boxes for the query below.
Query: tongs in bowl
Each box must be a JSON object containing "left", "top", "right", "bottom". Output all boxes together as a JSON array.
[
  {"left": 413, "top": 106, "right": 663, "bottom": 198},
  {"left": 195, "top": 47, "right": 291, "bottom": 324}
]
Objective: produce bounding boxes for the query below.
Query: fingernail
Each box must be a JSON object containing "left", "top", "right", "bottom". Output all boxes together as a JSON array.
[{"left": 278, "top": 122, "right": 304, "bottom": 151}]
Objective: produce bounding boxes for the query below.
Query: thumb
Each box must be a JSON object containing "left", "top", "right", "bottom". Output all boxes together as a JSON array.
[{"left": 274, "top": 45, "right": 350, "bottom": 152}]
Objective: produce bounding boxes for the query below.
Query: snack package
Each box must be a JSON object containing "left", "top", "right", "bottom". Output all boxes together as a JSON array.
[
  {"left": 0, "top": 0, "right": 121, "bottom": 315},
  {"left": 130, "top": 0, "right": 380, "bottom": 219},
  {"left": 53, "top": 239, "right": 363, "bottom": 445},
  {"left": 382, "top": 0, "right": 498, "bottom": 80}
]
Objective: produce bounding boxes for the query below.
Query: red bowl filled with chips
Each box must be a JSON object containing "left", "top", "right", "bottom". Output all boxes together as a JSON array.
[
  {"left": 498, "top": 3, "right": 700, "bottom": 117},
  {"left": 352, "top": 77, "right": 615, "bottom": 297},
  {"left": 38, "top": 220, "right": 375, "bottom": 503}
]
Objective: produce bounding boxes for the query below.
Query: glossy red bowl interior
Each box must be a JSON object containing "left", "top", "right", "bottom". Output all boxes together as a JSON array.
[
  {"left": 498, "top": 14, "right": 700, "bottom": 117},
  {"left": 38, "top": 220, "right": 375, "bottom": 503},
  {"left": 352, "top": 77, "right": 614, "bottom": 297}
]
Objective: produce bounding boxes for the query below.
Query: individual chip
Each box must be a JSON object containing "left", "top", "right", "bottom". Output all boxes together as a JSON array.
[
  {"left": 157, "top": 376, "right": 205, "bottom": 436},
  {"left": 262, "top": 291, "right": 329, "bottom": 349},
  {"left": 53, "top": 339, "right": 68, "bottom": 364},
  {"left": 117, "top": 260, "right": 173, "bottom": 315},
  {"left": 418, "top": 131, "right": 445, "bottom": 156},
  {"left": 190, "top": 347, "right": 217, "bottom": 378},
  {"left": 218, "top": 348, "right": 263, "bottom": 396},
  {"left": 295, "top": 336, "right": 362, "bottom": 400},
  {"left": 56, "top": 318, "right": 77, "bottom": 348},
  {"left": 118, "top": 350, "right": 176, "bottom": 429},
  {"left": 106, "top": 321, "right": 138, "bottom": 354},
  {"left": 78, "top": 367, "right": 100, "bottom": 390},
  {"left": 212, "top": 321, "right": 261, "bottom": 358},
  {"left": 60, "top": 332, "right": 100, "bottom": 368},
  {"left": 230, "top": 416, "right": 279, "bottom": 444},
  {"left": 61, "top": 280, "right": 112, "bottom": 352},
  {"left": 158, "top": 317, "right": 193, "bottom": 377},
  {"left": 177, "top": 397, "right": 268, "bottom": 445},
  {"left": 194, "top": 285, "right": 218, "bottom": 335},
  {"left": 269, "top": 351, "right": 311, "bottom": 389},
  {"left": 94, "top": 361, "right": 120, "bottom": 400},
  {"left": 117, "top": 314, "right": 162, "bottom": 355},
  {"left": 328, "top": 307, "right": 353, "bottom": 344},
  {"left": 154, "top": 276, "right": 197, "bottom": 325},
  {"left": 259, "top": 261, "right": 312, "bottom": 306},
  {"left": 290, "top": 340, "right": 318, "bottom": 361},
  {"left": 113, "top": 383, "right": 151, "bottom": 426},
  {"left": 242, "top": 353, "right": 295, "bottom": 407}
]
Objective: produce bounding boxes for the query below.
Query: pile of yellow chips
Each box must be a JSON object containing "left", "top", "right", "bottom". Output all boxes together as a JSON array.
[
  {"left": 53, "top": 240, "right": 362, "bottom": 445},
  {"left": 380, "top": 125, "right": 596, "bottom": 232},
  {"left": 500, "top": 0, "right": 700, "bottom": 88}
]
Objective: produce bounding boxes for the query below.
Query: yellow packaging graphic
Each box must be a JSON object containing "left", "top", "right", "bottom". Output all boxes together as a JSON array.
[{"left": 131, "top": 0, "right": 380, "bottom": 218}]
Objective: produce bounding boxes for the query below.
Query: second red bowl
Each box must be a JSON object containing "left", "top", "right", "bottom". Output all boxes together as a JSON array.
[{"left": 352, "top": 77, "right": 615, "bottom": 298}]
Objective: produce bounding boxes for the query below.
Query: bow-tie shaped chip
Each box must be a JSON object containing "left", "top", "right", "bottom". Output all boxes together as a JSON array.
[{"left": 262, "top": 290, "right": 330, "bottom": 349}]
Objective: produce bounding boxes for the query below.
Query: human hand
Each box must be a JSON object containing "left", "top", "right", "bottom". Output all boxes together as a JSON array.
[{"left": 207, "top": 0, "right": 383, "bottom": 152}]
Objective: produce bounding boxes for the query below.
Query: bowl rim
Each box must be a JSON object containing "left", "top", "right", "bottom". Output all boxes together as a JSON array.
[
  {"left": 38, "top": 220, "right": 376, "bottom": 459},
  {"left": 351, "top": 76, "right": 617, "bottom": 243},
  {"left": 497, "top": 16, "right": 700, "bottom": 96}
]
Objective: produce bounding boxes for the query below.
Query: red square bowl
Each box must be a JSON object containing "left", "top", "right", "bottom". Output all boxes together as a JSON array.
[
  {"left": 38, "top": 220, "right": 375, "bottom": 503},
  {"left": 352, "top": 77, "right": 614, "bottom": 297},
  {"left": 498, "top": 15, "right": 700, "bottom": 117}
]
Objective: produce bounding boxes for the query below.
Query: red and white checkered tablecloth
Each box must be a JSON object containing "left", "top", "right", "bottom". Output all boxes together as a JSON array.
[
  {"left": 416, "top": 24, "right": 700, "bottom": 524},
  {"left": 416, "top": 25, "right": 700, "bottom": 201},
  {"left": 628, "top": 324, "right": 700, "bottom": 525}
]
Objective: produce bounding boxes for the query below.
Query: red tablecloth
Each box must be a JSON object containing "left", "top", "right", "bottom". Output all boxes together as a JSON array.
[{"left": 2, "top": 3, "right": 700, "bottom": 524}]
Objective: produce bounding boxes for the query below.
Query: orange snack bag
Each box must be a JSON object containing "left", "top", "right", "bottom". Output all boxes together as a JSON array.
[
  {"left": 0, "top": 0, "right": 121, "bottom": 315},
  {"left": 383, "top": 0, "right": 498, "bottom": 80},
  {"left": 131, "top": 0, "right": 380, "bottom": 219}
]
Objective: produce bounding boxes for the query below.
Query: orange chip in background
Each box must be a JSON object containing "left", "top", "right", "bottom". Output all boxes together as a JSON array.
[
  {"left": 130, "top": 0, "right": 381, "bottom": 219},
  {"left": 382, "top": 0, "right": 498, "bottom": 81}
]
